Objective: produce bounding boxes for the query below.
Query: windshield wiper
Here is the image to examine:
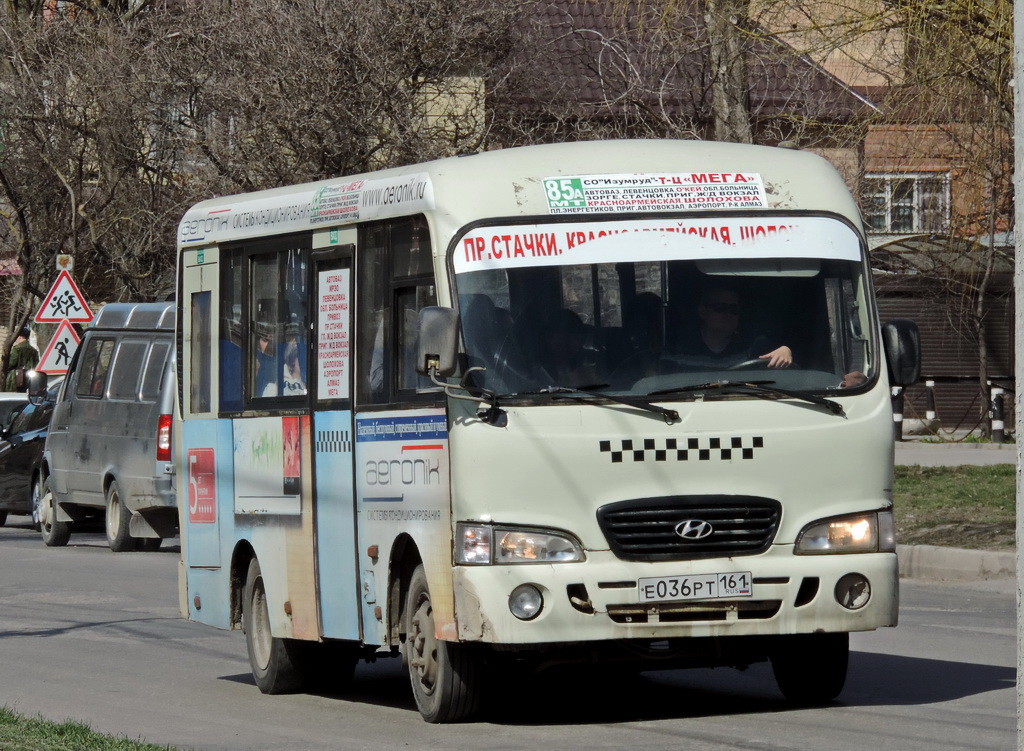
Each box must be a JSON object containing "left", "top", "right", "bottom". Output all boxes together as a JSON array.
[
  {"left": 649, "top": 380, "right": 844, "bottom": 416},
  {"left": 504, "top": 385, "right": 680, "bottom": 424}
]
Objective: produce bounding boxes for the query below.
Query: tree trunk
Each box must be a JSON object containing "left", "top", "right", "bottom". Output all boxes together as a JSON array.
[
  {"left": 705, "top": 0, "right": 753, "bottom": 144},
  {"left": 974, "top": 192, "right": 998, "bottom": 437}
]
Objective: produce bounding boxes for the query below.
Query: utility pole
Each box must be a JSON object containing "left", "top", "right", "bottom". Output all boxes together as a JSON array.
[{"left": 1014, "top": 1, "right": 1023, "bottom": 745}]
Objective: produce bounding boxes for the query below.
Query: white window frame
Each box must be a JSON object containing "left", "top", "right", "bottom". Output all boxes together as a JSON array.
[{"left": 862, "top": 172, "right": 951, "bottom": 234}]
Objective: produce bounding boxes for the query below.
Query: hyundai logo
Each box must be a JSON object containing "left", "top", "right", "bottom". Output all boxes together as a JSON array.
[{"left": 675, "top": 519, "right": 714, "bottom": 540}]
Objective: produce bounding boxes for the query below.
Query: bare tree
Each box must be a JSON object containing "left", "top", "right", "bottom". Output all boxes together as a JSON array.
[
  {"left": 764, "top": 0, "right": 1013, "bottom": 432},
  {"left": 0, "top": 0, "right": 524, "bottom": 379}
]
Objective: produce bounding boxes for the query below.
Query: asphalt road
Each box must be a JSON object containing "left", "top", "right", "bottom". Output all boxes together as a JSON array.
[{"left": 0, "top": 514, "right": 1014, "bottom": 751}]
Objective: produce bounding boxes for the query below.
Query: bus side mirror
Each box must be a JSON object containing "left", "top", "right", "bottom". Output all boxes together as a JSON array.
[
  {"left": 416, "top": 306, "right": 459, "bottom": 378},
  {"left": 882, "top": 319, "right": 920, "bottom": 387},
  {"left": 26, "top": 370, "right": 48, "bottom": 406}
]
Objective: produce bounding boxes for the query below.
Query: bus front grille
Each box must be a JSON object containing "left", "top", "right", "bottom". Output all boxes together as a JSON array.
[{"left": 597, "top": 495, "right": 781, "bottom": 561}]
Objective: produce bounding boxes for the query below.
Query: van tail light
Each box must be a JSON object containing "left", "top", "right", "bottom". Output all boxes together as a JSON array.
[{"left": 157, "top": 414, "right": 172, "bottom": 462}]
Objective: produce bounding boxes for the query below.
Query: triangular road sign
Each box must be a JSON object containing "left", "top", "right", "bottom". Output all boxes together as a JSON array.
[
  {"left": 37, "top": 320, "right": 81, "bottom": 374},
  {"left": 34, "top": 270, "right": 93, "bottom": 324}
]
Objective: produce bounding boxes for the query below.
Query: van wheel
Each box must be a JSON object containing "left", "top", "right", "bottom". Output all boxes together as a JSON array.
[
  {"left": 770, "top": 632, "right": 849, "bottom": 705},
  {"left": 243, "top": 557, "right": 304, "bottom": 694},
  {"left": 404, "top": 564, "right": 483, "bottom": 722},
  {"left": 39, "top": 477, "right": 71, "bottom": 547},
  {"left": 105, "top": 480, "right": 135, "bottom": 552},
  {"left": 30, "top": 475, "right": 43, "bottom": 532}
]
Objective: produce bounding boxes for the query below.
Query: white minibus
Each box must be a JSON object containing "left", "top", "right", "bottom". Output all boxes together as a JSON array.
[{"left": 175, "top": 139, "right": 919, "bottom": 722}]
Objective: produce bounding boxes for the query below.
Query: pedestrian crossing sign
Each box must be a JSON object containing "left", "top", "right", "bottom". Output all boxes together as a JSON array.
[
  {"left": 37, "top": 320, "right": 81, "bottom": 374},
  {"left": 34, "top": 270, "right": 93, "bottom": 324}
]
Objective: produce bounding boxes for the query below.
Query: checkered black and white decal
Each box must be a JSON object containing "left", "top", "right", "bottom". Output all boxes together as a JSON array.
[
  {"left": 317, "top": 429, "right": 352, "bottom": 454},
  {"left": 599, "top": 436, "right": 764, "bottom": 463}
]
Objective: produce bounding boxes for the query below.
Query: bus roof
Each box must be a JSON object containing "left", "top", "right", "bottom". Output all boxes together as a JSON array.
[{"left": 177, "top": 139, "right": 862, "bottom": 250}]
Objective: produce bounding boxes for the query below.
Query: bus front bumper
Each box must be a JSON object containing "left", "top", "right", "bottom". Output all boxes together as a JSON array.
[{"left": 451, "top": 548, "right": 898, "bottom": 645}]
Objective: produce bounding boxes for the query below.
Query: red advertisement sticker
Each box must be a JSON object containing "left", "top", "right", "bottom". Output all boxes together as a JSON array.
[{"left": 187, "top": 448, "right": 216, "bottom": 524}]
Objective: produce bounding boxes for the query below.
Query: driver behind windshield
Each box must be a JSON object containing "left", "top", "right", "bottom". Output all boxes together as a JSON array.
[{"left": 674, "top": 283, "right": 793, "bottom": 369}]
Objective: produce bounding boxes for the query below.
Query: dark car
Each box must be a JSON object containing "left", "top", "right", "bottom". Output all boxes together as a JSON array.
[
  {"left": 0, "top": 393, "right": 28, "bottom": 431},
  {"left": 0, "top": 396, "right": 54, "bottom": 527}
]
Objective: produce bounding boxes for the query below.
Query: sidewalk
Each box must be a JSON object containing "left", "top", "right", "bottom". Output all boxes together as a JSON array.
[
  {"left": 895, "top": 440, "right": 1015, "bottom": 467},
  {"left": 893, "top": 439, "right": 1015, "bottom": 581},
  {"left": 897, "top": 544, "right": 1015, "bottom": 582}
]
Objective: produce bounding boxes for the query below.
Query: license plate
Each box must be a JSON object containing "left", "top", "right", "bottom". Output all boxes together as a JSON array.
[{"left": 637, "top": 571, "right": 753, "bottom": 603}]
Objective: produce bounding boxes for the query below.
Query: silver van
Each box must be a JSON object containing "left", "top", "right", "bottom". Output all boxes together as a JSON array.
[{"left": 35, "top": 302, "right": 177, "bottom": 551}]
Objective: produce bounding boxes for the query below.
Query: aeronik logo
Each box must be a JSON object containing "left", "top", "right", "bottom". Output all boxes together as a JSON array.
[{"left": 675, "top": 519, "right": 714, "bottom": 540}]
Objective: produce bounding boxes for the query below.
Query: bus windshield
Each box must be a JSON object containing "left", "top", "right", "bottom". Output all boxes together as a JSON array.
[{"left": 453, "top": 216, "right": 874, "bottom": 397}]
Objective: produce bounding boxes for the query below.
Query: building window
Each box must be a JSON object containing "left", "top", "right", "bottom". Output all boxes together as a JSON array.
[{"left": 862, "top": 173, "right": 950, "bottom": 234}]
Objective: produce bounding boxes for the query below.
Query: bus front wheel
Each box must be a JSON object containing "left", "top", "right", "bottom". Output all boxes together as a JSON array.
[
  {"left": 403, "top": 564, "right": 483, "bottom": 723},
  {"left": 243, "top": 557, "right": 304, "bottom": 694},
  {"left": 770, "top": 632, "right": 849, "bottom": 705}
]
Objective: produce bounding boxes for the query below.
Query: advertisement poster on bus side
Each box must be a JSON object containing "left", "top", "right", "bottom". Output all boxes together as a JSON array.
[
  {"left": 309, "top": 172, "right": 435, "bottom": 225},
  {"left": 179, "top": 173, "right": 435, "bottom": 245},
  {"left": 543, "top": 173, "right": 768, "bottom": 214},
  {"left": 317, "top": 267, "right": 350, "bottom": 401},
  {"left": 233, "top": 416, "right": 304, "bottom": 515}
]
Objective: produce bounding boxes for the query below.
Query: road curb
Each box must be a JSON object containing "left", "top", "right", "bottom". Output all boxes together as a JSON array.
[{"left": 897, "top": 544, "right": 1015, "bottom": 582}]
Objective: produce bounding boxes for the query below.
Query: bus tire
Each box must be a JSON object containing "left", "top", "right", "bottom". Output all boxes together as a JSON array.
[
  {"left": 105, "top": 480, "right": 135, "bottom": 552},
  {"left": 403, "top": 564, "right": 483, "bottom": 723},
  {"left": 770, "top": 632, "right": 849, "bottom": 705},
  {"left": 39, "top": 477, "right": 71, "bottom": 547},
  {"left": 243, "top": 557, "right": 304, "bottom": 694}
]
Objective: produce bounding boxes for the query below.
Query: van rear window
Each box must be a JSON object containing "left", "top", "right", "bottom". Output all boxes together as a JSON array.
[{"left": 142, "top": 342, "right": 171, "bottom": 401}]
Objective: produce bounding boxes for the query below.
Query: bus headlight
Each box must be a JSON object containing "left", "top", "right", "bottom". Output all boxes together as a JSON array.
[
  {"left": 794, "top": 510, "right": 895, "bottom": 554},
  {"left": 456, "top": 523, "right": 585, "bottom": 564}
]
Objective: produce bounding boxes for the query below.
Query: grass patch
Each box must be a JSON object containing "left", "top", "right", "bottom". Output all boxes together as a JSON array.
[
  {"left": 0, "top": 708, "right": 172, "bottom": 751},
  {"left": 921, "top": 433, "right": 1016, "bottom": 444},
  {"left": 894, "top": 464, "right": 1015, "bottom": 550}
]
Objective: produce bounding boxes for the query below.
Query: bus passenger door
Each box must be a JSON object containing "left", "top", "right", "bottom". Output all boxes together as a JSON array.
[{"left": 310, "top": 243, "right": 360, "bottom": 641}]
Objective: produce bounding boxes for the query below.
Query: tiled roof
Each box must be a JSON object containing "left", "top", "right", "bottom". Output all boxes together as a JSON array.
[{"left": 515, "top": 0, "right": 874, "bottom": 121}]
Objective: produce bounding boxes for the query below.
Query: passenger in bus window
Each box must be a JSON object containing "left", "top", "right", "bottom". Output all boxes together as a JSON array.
[
  {"left": 614, "top": 292, "right": 666, "bottom": 382},
  {"left": 282, "top": 338, "right": 306, "bottom": 395},
  {"left": 839, "top": 371, "right": 867, "bottom": 388},
  {"left": 542, "top": 309, "right": 600, "bottom": 388},
  {"left": 254, "top": 325, "right": 277, "bottom": 397}
]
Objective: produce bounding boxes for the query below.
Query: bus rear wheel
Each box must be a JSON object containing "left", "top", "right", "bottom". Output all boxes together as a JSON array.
[
  {"left": 770, "top": 632, "right": 849, "bottom": 705},
  {"left": 243, "top": 557, "right": 304, "bottom": 694},
  {"left": 403, "top": 564, "right": 483, "bottom": 723}
]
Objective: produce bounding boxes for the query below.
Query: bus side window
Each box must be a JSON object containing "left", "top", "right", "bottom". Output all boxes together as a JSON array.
[
  {"left": 357, "top": 225, "right": 389, "bottom": 405},
  {"left": 356, "top": 216, "right": 436, "bottom": 406},
  {"left": 190, "top": 291, "right": 213, "bottom": 412},
  {"left": 396, "top": 283, "right": 436, "bottom": 392},
  {"left": 220, "top": 252, "right": 244, "bottom": 412},
  {"left": 217, "top": 234, "right": 312, "bottom": 411}
]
